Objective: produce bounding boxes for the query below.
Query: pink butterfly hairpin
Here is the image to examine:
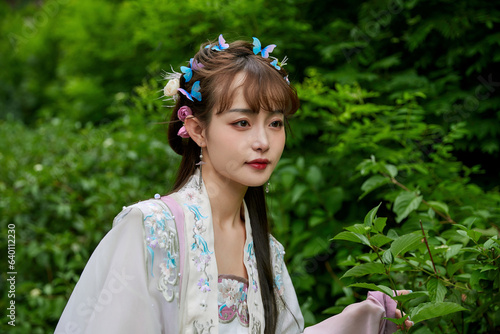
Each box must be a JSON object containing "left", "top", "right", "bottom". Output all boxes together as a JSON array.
[
  {"left": 207, "top": 34, "right": 229, "bottom": 51},
  {"left": 178, "top": 80, "right": 202, "bottom": 102}
]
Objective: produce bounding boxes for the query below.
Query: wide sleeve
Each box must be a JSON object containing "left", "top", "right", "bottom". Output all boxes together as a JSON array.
[
  {"left": 303, "top": 291, "right": 397, "bottom": 334},
  {"left": 54, "top": 207, "right": 162, "bottom": 334},
  {"left": 271, "top": 236, "right": 398, "bottom": 334}
]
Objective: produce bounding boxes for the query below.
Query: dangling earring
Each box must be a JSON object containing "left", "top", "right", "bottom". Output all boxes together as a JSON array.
[
  {"left": 195, "top": 148, "right": 205, "bottom": 191},
  {"left": 265, "top": 181, "right": 270, "bottom": 193}
]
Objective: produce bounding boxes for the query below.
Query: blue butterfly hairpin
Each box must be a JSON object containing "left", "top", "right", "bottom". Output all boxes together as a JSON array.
[
  {"left": 210, "top": 34, "right": 229, "bottom": 51},
  {"left": 180, "top": 58, "right": 204, "bottom": 82},
  {"left": 252, "top": 37, "right": 276, "bottom": 58},
  {"left": 270, "top": 59, "right": 281, "bottom": 70},
  {"left": 180, "top": 65, "right": 193, "bottom": 82},
  {"left": 178, "top": 80, "right": 202, "bottom": 101},
  {"left": 270, "top": 56, "right": 288, "bottom": 70}
]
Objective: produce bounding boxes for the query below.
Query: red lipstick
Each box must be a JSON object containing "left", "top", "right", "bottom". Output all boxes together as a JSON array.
[{"left": 247, "top": 159, "right": 270, "bottom": 170}]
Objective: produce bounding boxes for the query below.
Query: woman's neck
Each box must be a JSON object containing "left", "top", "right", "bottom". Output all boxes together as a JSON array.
[
  {"left": 202, "top": 165, "right": 248, "bottom": 229},
  {"left": 201, "top": 166, "right": 247, "bottom": 230}
]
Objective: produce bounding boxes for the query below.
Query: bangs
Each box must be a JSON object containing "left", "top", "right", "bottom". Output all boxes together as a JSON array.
[{"left": 210, "top": 58, "right": 299, "bottom": 117}]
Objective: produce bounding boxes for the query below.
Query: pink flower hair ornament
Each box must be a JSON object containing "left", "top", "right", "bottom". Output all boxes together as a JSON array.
[{"left": 177, "top": 106, "right": 193, "bottom": 138}]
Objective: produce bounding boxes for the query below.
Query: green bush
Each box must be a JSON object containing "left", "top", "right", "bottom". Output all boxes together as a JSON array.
[
  {"left": 0, "top": 83, "right": 180, "bottom": 332},
  {"left": 1, "top": 0, "right": 499, "bottom": 333},
  {"left": 268, "top": 73, "right": 499, "bottom": 331}
]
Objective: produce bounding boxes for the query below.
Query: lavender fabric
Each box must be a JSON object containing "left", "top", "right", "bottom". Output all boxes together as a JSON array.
[{"left": 303, "top": 291, "right": 398, "bottom": 334}]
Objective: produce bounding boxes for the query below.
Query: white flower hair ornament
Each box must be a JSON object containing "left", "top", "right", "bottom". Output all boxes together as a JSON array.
[
  {"left": 161, "top": 67, "right": 182, "bottom": 103},
  {"left": 163, "top": 78, "right": 180, "bottom": 97}
]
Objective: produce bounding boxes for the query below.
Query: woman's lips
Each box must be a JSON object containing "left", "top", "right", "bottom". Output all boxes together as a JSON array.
[{"left": 246, "top": 159, "right": 270, "bottom": 170}]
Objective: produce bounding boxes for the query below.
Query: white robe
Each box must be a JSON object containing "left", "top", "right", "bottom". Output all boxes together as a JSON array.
[{"left": 55, "top": 171, "right": 397, "bottom": 334}]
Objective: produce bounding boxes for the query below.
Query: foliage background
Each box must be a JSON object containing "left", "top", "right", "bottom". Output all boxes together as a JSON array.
[{"left": 0, "top": 0, "right": 499, "bottom": 333}]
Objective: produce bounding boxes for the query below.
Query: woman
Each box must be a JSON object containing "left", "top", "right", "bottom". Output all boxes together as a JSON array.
[{"left": 55, "top": 35, "right": 411, "bottom": 334}]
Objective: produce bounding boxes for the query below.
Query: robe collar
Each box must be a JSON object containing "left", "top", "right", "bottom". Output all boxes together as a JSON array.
[{"left": 171, "top": 169, "right": 265, "bottom": 333}]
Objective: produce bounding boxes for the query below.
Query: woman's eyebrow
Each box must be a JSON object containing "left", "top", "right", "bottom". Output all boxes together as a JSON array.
[
  {"left": 227, "top": 108, "right": 254, "bottom": 114},
  {"left": 227, "top": 108, "right": 284, "bottom": 115}
]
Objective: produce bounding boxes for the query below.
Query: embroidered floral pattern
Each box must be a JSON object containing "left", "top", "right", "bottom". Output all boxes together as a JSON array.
[
  {"left": 177, "top": 175, "right": 214, "bottom": 296},
  {"left": 246, "top": 242, "right": 259, "bottom": 293},
  {"left": 251, "top": 315, "right": 262, "bottom": 334},
  {"left": 178, "top": 179, "right": 203, "bottom": 205},
  {"left": 270, "top": 237, "right": 285, "bottom": 297},
  {"left": 193, "top": 319, "right": 214, "bottom": 334},
  {"left": 217, "top": 276, "right": 249, "bottom": 326},
  {"left": 142, "top": 201, "right": 180, "bottom": 302},
  {"left": 198, "top": 278, "right": 211, "bottom": 292},
  {"left": 185, "top": 203, "right": 213, "bottom": 293}
]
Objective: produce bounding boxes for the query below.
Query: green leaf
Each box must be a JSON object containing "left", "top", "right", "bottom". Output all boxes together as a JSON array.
[
  {"left": 392, "top": 291, "right": 428, "bottom": 302},
  {"left": 410, "top": 302, "right": 467, "bottom": 323},
  {"left": 407, "top": 327, "right": 433, "bottom": 334},
  {"left": 480, "top": 264, "right": 498, "bottom": 272},
  {"left": 345, "top": 223, "right": 371, "bottom": 235},
  {"left": 387, "top": 229, "right": 399, "bottom": 239},
  {"left": 467, "top": 229, "right": 482, "bottom": 243},
  {"left": 393, "top": 191, "right": 423, "bottom": 223},
  {"left": 484, "top": 236, "right": 500, "bottom": 249},
  {"left": 445, "top": 244, "right": 462, "bottom": 262},
  {"left": 382, "top": 249, "right": 393, "bottom": 264},
  {"left": 309, "top": 216, "right": 324, "bottom": 227},
  {"left": 360, "top": 176, "right": 389, "bottom": 199},
  {"left": 390, "top": 233, "right": 423, "bottom": 257},
  {"left": 427, "top": 278, "right": 447, "bottom": 302},
  {"left": 447, "top": 261, "right": 466, "bottom": 277},
  {"left": 427, "top": 201, "right": 450, "bottom": 216},
  {"left": 384, "top": 164, "right": 398, "bottom": 178},
  {"left": 373, "top": 217, "right": 387, "bottom": 233},
  {"left": 427, "top": 207, "right": 436, "bottom": 219},
  {"left": 384, "top": 316, "right": 407, "bottom": 326},
  {"left": 364, "top": 202, "right": 382, "bottom": 226},
  {"left": 322, "top": 306, "right": 346, "bottom": 315},
  {"left": 291, "top": 184, "right": 307, "bottom": 204},
  {"left": 456, "top": 228, "right": 482, "bottom": 243},
  {"left": 342, "top": 263, "right": 386, "bottom": 278},
  {"left": 296, "top": 156, "right": 305, "bottom": 171},
  {"left": 371, "top": 234, "right": 393, "bottom": 248},
  {"left": 349, "top": 283, "right": 393, "bottom": 296},
  {"left": 306, "top": 165, "right": 322, "bottom": 186},
  {"left": 333, "top": 231, "right": 370, "bottom": 246},
  {"left": 470, "top": 270, "right": 485, "bottom": 290},
  {"left": 456, "top": 230, "right": 469, "bottom": 240}
]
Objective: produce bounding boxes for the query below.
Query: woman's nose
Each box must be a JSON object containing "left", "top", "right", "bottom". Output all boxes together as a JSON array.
[{"left": 251, "top": 126, "right": 270, "bottom": 152}]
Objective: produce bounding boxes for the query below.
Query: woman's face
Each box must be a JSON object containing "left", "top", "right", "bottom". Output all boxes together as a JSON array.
[{"left": 201, "top": 72, "right": 286, "bottom": 191}]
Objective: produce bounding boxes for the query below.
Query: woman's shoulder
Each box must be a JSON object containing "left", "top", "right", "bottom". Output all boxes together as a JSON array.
[{"left": 112, "top": 197, "right": 175, "bottom": 228}]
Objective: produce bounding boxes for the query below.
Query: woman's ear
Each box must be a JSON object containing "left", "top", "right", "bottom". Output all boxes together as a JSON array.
[{"left": 184, "top": 116, "right": 206, "bottom": 147}]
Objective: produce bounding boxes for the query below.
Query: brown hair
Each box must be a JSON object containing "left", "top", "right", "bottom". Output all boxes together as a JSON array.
[{"left": 167, "top": 37, "right": 300, "bottom": 333}]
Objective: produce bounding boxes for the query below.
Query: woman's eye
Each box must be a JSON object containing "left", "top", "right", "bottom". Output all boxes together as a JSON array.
[
  {"left": 234, "top": 120, "right": 249, "bottom": 127},
  {"left": 270, "top": 120, "right": 284, "bottom": 128}
]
